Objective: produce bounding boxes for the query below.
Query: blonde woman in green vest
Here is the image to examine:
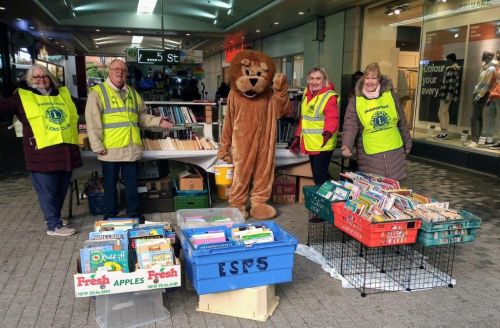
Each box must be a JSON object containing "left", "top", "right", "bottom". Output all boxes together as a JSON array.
[
  {"left": 85, "top": 59, "right": 173, "bottom": 222},
  {"left": 341, "top": 63, "right": 412, "bottom": 181}
]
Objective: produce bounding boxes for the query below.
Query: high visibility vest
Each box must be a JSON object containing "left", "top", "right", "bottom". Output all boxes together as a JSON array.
[
  {"left": 91, "top": 83, "right": 142, "bottom": 148},
  {"left": 19, "top": 87, "right": 78, "bottom": 149},
  {"left": 355, "top": 91, "right": 403, "bottom": 155},
  {"left": 300, "top": 89, "right": 338, "bottom": 151}
]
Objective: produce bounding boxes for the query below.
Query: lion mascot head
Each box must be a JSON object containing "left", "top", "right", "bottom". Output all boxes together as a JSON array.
[{"left": 229, "top": 50, "right": 276, "bottom": 98}]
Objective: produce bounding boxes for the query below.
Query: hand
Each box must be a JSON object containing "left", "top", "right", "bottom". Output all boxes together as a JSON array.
[
  {"left": 272, "top": 73, "right": 287, "bottom": 91},
  {"left": 159, "top": 118, "right": 174, "bottom": 129},
  {"left": 95, "top": 149, "right": 107, "bottom": 155},
  {"left": 341, "top": 145, "right": 352, "bottom": 157},
  {"left": 216, "top": 148, "right": 232, "bottom": 164},
  {"left": 289, "top": 136, "right": 300, "bottom": 154},
  {"left": 321, "top": 131, "right": 333, "bottom": 148}
]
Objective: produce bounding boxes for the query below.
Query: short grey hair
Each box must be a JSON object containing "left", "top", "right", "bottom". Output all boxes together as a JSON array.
[
  {"left": 307, "top": 65, "right": 329, "bottom": 82},
  {"left": 25, "top": 64, "right": 60, "bottom": 88}
]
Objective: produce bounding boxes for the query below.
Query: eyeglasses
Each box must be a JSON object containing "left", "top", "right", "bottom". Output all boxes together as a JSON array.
[
  {"left": 109, "top": 68, "right": 127, "bottom": 73},
  {"left": 32, "top": 75, "right": 49, "bottom": 80}
]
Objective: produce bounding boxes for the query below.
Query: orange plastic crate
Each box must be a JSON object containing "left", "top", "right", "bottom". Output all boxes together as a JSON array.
[{"left": 332, "top": 202, "right": 421, "bottom": 247}]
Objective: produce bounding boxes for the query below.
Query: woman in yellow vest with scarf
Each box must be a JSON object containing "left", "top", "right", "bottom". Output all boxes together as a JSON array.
[
  {"left": 291, "top": 66, "right": 339, "bottom": 186},
  {"left": 341, "top": 63, "right": 412, "bottom": 181},
  {"left": 0, "top": 65, "right": 84, "bottom": 236}
]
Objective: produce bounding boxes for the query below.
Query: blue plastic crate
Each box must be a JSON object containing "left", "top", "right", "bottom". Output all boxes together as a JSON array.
[
  {"left": 181, "top": 220, "right": 298, "bottom": 295},
  {"left": 87, "top": 192, "right": 106, "bottom": 216}
]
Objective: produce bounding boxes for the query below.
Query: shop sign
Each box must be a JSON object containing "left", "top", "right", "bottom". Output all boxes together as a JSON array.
[
  {"left": 458, "top": 0, "right": 492, "bottom": 10},
  {"left": 469, "top": 20, "right": 500, "bottom": 41},
  {"left": 73, "top": 263, "right": 181, "bottom": 297},
  {"left": 137, "top": 49, "right": 181, "bottom": 64}
]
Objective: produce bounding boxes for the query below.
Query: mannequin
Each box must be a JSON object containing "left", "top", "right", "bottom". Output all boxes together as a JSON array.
[
  {"left": 469, "top": 51, "right": 497, "bottom": 147},
  {"left": 487, "top": 50, "right": 500, "bottom": 149},
  {"left": 436, "top": 53, "right": 460, "bottom": 139}
]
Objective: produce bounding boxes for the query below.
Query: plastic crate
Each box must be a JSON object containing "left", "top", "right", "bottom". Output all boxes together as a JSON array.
[
  {"left": 174, "top": 194, "right": 209, "bottom": 210},
  {"left": 95, "top": 289, "right": 169, "bottom": 328},
  {"left": 332, "top": 202, "right": 421, "bottom": 247},
  {"left": 181, "top": 220, "right": 298, "bottom": 295},
  {"left": 87, "top": 191, "right": 106, "bottom": 216},
  {"left": 303, "top": 186, "right": 341, "bottom": 223},
  {"left": 177, "top": 208, "right": 245, "bottom": 229},
  {"left": 416, "top": 210, "right": 481, "bottom": 246}
]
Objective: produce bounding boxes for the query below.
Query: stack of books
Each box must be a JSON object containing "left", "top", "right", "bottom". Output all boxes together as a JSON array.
[
  {"left": 232, "top": 224, "right": 275, "bottom": 245},
  {"left": 143, "top": 136, "right": 218, "bottom": 151}
]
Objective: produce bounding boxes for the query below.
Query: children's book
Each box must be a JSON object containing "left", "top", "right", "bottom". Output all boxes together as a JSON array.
[{"left": 90, "top": 250, "right": 129, "bottom": 273}]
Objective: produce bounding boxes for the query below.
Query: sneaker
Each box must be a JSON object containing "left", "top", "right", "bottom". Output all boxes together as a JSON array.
[
  {"left": 308, "top": 216, "right": 325, "bottom": 223},
  {"left": 490, "top": 142, "right": 500, "bottom": 150},
  {"left": 435, "top": 133, "right": 447, "bottom": 139},
  {"left": 467, "top": 141, "right": 478, "bottom": 148},
  {"left": 62, "top": 218, "right": 70, "bottom": 226},
  {"left": 485, "top": 138, "right": 494, "bottom": 146},
  {"left": 47, "top": 226, "right": 76, "bottom": 236}
]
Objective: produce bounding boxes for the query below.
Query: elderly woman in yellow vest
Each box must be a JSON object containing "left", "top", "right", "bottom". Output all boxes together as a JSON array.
[
  {"left": 291, "top": 66, "right": 339, "bottom": 186},
  {"left": 341, "top": 63, "right": 412, "bottom": 180},
  {"left": 85, "top": 59, "right": 172, "bottom": 222},
  {"left": 0, "top": 64, "right": 84, "bottom": 236}
]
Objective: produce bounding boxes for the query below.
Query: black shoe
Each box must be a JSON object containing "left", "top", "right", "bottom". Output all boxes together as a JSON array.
[
  {"left": 138, "top": 215, "right": 146, "bottom": 224},
  {"left": 309, "top": 216, "right": 325, "bottom": 223},
  {"left": 490, "top": 142, "right": 500, "bottom": 150}
]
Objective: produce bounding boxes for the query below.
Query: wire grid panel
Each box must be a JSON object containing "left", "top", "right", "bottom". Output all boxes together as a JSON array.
[
  {"left": 404, "top": 243, "right": 456, "bottom": 290},
  {"left": 307, "top": 212, "right": 329, "bottom": 255}
]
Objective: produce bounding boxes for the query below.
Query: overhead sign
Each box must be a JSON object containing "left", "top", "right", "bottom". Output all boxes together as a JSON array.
[{"left": 136, "top": 49, "right": 203, "bottom": 64}]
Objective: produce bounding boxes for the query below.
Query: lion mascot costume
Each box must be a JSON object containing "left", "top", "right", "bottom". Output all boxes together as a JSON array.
[{"left": 217, "top": 50, "right": 290, "bottom": 220}]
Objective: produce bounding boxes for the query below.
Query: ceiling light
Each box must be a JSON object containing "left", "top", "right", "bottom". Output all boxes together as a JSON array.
[
  {"left": 0, "top": 7, "right": 5, "bottom": 11},
  {"left": 72, "top": 10, "right": 76, "bottom": 18},
  {"left": 29, "top": 26, "right": 35, "bottom": 29},
  {"left": 186, "top": 33, "right": 191, "bottom": 36},
  {"left": 394, "top": 8, "right": 401, "bottom": 15},
  {"left": 227, "top": 8, "right": 232, "bottom": 15},
  {"left": 274, "top": 21, "right": 279, "bottom": 25},
  {"left": 132, "top": 35, "right": 143, "bottom": 44},
  {"left": 454, "top": 33, "right": 458, "bottom": 38},
  {"left": 95, "top": 29, "right": 100, "bottom": 32},
  {"left": 137, "top": 0, "right": 157, "bottom": 14},
  {"left": 298, "top": 11, "right": 304, "bottom": 15},
  {"left": 210, "top": 1, "right": 232, "bottom": 9},
  {"left": 256, "top": 29, "right": 260, "bottom": 33},
  {"left": 131, "top": 43, "right": 140, "bottom": 48},
  {"left": 126, "top": 30, "right": 131, "bottom": 33},
  {"left": 213, "top": 19, "right": 218, "bottom": 25},
  {"left": 16, "top": 18, "right": 22, "bottom": 21}
]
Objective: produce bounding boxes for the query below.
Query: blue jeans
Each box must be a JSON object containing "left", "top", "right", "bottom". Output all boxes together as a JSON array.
[
  {"left": 101, "top": 161, "right": 140, "bottom": 217},
  {"left": 31, "top": 171, "right": 72, "bottom": 231}
]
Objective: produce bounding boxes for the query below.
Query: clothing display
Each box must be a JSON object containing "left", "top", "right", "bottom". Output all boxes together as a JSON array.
[
  {"left": 437, "top": 61, "right": 461, "bottom": 132},
  {"left": 397, "top": 68, "right": 417, "bottom": 129}
]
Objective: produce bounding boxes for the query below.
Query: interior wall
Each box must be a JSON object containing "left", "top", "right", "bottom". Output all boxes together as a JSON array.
[{"left": 201, "top": 52, "right": 223, "bottom": 101}]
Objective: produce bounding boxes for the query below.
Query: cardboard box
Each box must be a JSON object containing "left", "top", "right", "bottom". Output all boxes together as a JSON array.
[
  {"left": 73, "top": 260, "right": 181, "bottom": 297},
  {"left": 278, "top": 162, "right": 313, "bottom": 178},
  {"left": 137, "top": 176, "right": 172, "bottom": 195},
  {"left": 298, "top": 177, "right": 315, "bottom": 204},
  {"left": 178, "top": 170, "right": 204, "bottom": 191},
  {"left": 197, "top": 285, "right": 279, "bottom": 321}
]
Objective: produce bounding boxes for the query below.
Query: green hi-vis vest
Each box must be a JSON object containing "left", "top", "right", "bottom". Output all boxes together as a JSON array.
[
  {"left": 356, "top": 90, "right": 403, "bottom": 155},
  {"left": 300, "top": 89, "right": 338, "bottom": 151},
  {"left": 19, "top": 87, "right": 78, "bottom": 149},
  {"left": 92, "top": 83, "right": 142, "bottom": 148}
]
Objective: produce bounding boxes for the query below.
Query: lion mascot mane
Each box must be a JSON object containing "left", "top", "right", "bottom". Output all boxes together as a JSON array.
[{"left": 217, "top": 50, "right": 290, "bottom": 219}]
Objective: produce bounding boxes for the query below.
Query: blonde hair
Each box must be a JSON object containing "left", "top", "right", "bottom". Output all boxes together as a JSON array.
[
  {"left": 307, "top": 65, "right": 329, "bottom": 82},
  {"left": 363, "top": 63, "right": 381, "bottom": 79},
  {"left": 25, "top": 64, "right": 60, "bottom": 88}
]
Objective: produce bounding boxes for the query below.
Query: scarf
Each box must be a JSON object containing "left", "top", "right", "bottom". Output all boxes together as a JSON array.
[{"left": 362, "top": 84, "right": 380, "bottom": 99}]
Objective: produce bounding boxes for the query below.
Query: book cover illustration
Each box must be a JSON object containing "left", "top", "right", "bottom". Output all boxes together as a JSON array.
[{"left": 90, "top": 250, "right": 129, "bottom": 273}]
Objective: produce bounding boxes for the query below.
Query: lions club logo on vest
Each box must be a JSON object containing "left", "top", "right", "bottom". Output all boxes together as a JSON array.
[
  {"left": 370, "top": 111, "right": 391, "bottom": 131},
  {"left": 45, "top": 108, "right": 66, "bottom": 124}
]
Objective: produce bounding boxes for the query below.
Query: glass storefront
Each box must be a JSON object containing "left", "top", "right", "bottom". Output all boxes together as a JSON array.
[{"left": 361, "top": 0, "right": 500, "bottom": 154}]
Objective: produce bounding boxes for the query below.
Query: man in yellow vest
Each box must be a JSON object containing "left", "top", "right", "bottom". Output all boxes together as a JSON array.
[{"left": 85, "top": 59, "right": 172, "bottom": 222}]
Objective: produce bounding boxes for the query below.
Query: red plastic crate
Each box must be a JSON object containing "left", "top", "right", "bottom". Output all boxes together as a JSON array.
[{"left": 332, "top": 202, "right": 421, "bottom": 247}]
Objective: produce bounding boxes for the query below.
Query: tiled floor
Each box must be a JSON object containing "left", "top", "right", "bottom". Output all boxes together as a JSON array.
[{"left": 0, "top": 158, "right": 499, "bottom": 328}]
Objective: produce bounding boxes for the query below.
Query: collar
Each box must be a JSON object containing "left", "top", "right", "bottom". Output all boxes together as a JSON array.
[{"left": 106, "top": 78, "right": 128, "bottom": 93}]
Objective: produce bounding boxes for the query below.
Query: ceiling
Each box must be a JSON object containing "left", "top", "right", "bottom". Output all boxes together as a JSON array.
[{"left": 0, "top": 0, "right": 384, "bottom": 58}]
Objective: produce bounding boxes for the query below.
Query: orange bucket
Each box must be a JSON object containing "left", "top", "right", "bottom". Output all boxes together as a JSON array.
[
  {"left": 214, "top": 164, "right": 234, "bottom": 186},
  {"left": 216, "top": 185, "right": 231, "bottom": 200}
]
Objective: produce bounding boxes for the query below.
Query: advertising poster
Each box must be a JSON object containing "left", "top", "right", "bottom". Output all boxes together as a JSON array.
[{"left": 419, "top": 26, "right": 467, "bottom": 124}]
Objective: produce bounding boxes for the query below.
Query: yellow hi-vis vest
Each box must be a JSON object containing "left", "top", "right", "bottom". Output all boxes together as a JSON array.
[
  {"left": 300, "top": 89, "right": 338, "bottom": 151},
  {"left": 356, "top": 91, "right": 403, "bottom": 155},
  {"left": 92, "top": 83, "right": 142, "bottom": 148},
  {"left": 19, "top": 86, "right": 78, "bottom": 149}
]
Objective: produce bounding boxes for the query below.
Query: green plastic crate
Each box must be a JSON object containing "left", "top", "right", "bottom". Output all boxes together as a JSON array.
[
  {"left": 174, "top": 194, "right": 209, "bottom": 210},
  {"left": 417, "top": 228, "right": 478, "bottom": 246},
  {"left": 303, "top": 186, "right": 342, "bottom": 223},
  {"left": 420, "top": 210, "right": 481, "bottom": 232}
]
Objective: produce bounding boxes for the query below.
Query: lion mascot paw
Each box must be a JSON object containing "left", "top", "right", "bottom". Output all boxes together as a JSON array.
[{"left": 217, "top": 50, "right": 290, "bottom": 220}]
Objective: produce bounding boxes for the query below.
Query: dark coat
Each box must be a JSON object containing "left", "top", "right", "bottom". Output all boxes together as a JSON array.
[
  {"left": 0, "top": 86, "right": 83, "bottom": 173},
  {"left": 342, "top": 75, "right": 412, "bottom": 180}
]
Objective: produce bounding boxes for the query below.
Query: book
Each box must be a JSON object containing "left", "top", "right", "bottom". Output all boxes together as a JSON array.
[{"left": 90, "top": 250, "right": 129, "bottom": 273}]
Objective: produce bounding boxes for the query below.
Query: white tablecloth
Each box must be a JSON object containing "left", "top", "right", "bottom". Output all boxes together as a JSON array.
[{"left": 76, "top": 148, "right": 309, "bottom": 179}]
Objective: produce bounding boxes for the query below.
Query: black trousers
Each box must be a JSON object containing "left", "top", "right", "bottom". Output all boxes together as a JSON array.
[{"left": 309, "top": 150, "right": 333, "bottom": 185}]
